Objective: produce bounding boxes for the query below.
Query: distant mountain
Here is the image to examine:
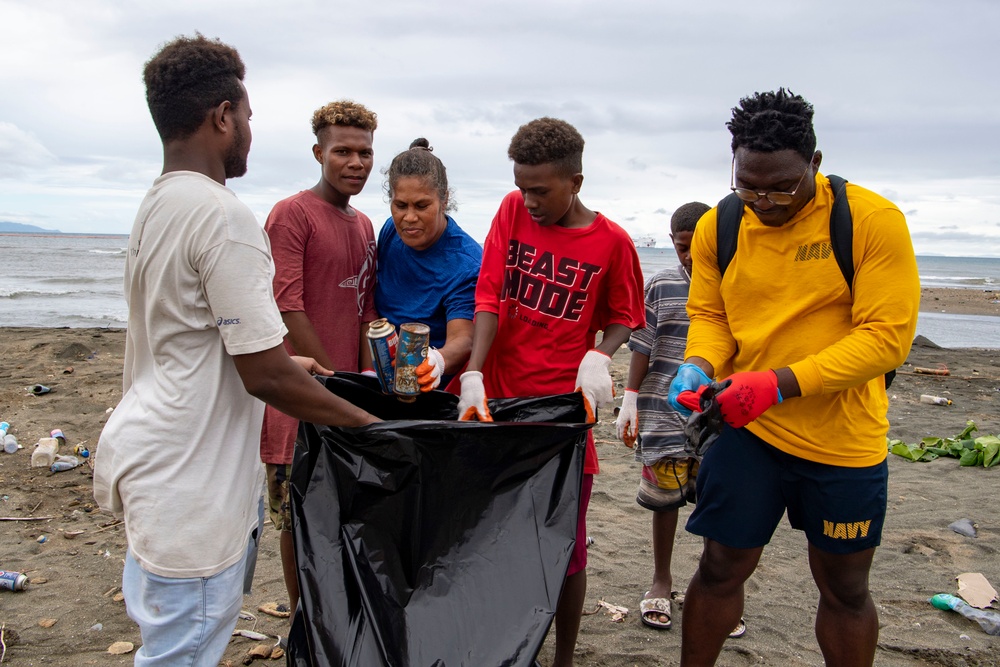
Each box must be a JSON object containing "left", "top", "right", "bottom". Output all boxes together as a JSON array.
[{"left": 0, "top": 221, "right": 61, "bottom": 234}]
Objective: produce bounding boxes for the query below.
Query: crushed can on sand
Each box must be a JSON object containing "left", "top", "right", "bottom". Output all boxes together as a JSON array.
[
  {"left": 0, "top": 570, "right": 29, "bottom": 592},
  {"left": 394, "top": 322, "right": 430, "bottom": 402},
  {"left": 366, "top": 318, "right": 399, "bottom": 395}
]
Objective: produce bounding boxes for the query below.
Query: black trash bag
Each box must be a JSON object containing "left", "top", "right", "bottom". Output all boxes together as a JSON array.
[{"left": 286, "top": 373, "right": 591, "bottom": 667}]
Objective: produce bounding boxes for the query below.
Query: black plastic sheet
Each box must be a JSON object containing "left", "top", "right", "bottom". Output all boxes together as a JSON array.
[{"left": 286, "top": 373, "right": 591, "bottom": 667}]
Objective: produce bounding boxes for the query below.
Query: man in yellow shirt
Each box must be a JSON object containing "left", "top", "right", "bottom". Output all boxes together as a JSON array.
[{"left": 667, "top": 89, "right": 919, "bottom": 667}]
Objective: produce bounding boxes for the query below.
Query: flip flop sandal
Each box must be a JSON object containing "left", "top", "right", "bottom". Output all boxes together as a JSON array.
[
  {"left": 728, "top": 617, "right": 747, "bottom": 638},
  {"left": 639, "top": 593, "right": 672, "bottom": 630}
]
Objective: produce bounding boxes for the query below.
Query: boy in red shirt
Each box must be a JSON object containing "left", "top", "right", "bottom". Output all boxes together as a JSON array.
[
  {"left": 459, "top": 117, "right": 645, "bottom": 666},
  {"left": 260, "top": 100, "right": 379, "bottom": 619}
]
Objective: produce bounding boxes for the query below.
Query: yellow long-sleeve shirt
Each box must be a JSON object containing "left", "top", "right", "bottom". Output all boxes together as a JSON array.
[{"left": 686, "top": 173, "right": 920, "bottom": 466}]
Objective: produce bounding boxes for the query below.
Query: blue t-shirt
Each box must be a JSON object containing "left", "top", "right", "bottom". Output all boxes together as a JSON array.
[{"left": 375, "top": 215, "right": 482, "bottom": 350}]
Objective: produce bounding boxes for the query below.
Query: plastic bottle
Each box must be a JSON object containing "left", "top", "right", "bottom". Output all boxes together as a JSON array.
[
  {"left": 0, "top": 421, "right": 9, "bottom": 437},
  {"left": 919, "top": 394, "right": 952, "bottom": 406},
  {"left": 50, "top": 455, "right": 81, "bottom": 473},
  {"left": 4, "top": 434, "right": 19, "bottom": 454},
  {"left": 31, "top": 437, "right": 59, "bottom": 468},
  {"left": 929, "top": 593, "right": 1000, "bottom": 635}
]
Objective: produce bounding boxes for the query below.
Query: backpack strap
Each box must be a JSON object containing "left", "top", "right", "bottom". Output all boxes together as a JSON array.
[
  {"left": 826, "top": 174, "right": 854, "bottom": 294},
  {"left": 715, "top": 191, "right": 744, "bottom": 278}
]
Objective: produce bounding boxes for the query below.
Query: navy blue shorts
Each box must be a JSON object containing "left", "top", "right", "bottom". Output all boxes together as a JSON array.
[{"left": 686, "top": 426, "right": 887, "bottom": 554}]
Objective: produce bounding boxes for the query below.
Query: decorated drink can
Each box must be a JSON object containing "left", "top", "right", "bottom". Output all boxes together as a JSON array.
[
  {"left": 50, "top": 428, "right": 66, "bottom": 445},
  {"left": 366, "top": 318, "right": 399, "bottom": 395},
  {"left": 393, "top": 323, "right": 430, "bottom": 402},
  {"left": 0, "top": 570, "right": 29, "bottom": 592}
]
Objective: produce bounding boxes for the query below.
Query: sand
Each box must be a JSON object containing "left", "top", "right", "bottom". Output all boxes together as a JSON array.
[{"left": 0, "top": 287, "right": 998, "bottom": 666}]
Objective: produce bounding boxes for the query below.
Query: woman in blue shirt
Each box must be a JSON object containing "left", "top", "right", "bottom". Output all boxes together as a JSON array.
[{"left": 375, "top": 138, "right": 482, "bottom": 391}]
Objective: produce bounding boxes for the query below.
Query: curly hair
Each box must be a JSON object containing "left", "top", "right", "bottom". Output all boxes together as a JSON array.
[
  {"left": 671, "top": 201, "right": 710, "bottom": 235},
  {"left": 383, "top": 138, "right": 455, "bottom": 212},
  {"left": 727, "top": 89, "right": 816, "bottom": 161},
  {"left": 507, "top": 117, "right": 584, "bottom": 175},
  {"left": 311, "top": 100, "right": 378, "bottom": 137},
  {"left": 143, "top": 34, "right": 246, "bottom": 143}
]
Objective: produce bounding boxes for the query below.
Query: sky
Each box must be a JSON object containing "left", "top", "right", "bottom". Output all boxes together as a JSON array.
[{"left": 1, "top": 0, "right": 999, "bottom": 257}]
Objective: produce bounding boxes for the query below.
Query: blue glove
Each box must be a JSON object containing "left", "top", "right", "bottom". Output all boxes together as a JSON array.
[{"left": 667, "top": 363, "right": 713, "bottom": 417}]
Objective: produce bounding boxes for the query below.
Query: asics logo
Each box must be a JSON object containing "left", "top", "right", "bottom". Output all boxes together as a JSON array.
[{"left": 217, "top": 317, "right": 241, "bottom": 326}]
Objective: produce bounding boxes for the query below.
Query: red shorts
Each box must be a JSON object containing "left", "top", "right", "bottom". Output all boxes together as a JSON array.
[{"left": 567, "top": 474, "right": 594, "bottom": 577}]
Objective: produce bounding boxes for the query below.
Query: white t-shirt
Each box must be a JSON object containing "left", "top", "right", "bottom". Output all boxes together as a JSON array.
[{"left": 94, "top": 171, "right": 287, "bottom": 578}]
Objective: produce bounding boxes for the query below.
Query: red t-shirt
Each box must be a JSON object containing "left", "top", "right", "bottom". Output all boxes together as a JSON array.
[
  {"left": 260, "top": 190, "right": 377, "bottom": 464},
  {"left": 476, "top": 191, "right": 646, "bottom": 473}
]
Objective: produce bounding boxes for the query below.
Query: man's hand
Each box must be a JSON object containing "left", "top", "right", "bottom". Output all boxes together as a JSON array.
[
  {"left": 715, "top": 370, "right": 783, "bottom": 428},
  {"left": 575, "top": 350, "right": 614, "bottom": 423},
  {"left": 615, "top": 389, "right": 639, "bottom": 448},
  {"left": 416, "top": 348, "right": 444, "bottom": 392},
  {"left": 291, "top": 356, "right": 334, "bottom": 377},
  {"left": 667, "top": 363, "right": 713, "bottom": 417},
  {"left": 457, "top": 371, "right": 492, "bottom": 421}
]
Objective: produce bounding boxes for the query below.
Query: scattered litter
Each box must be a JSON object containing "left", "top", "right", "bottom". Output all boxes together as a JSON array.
[
  {"left": 242, "top": 643, "right": 273, "bottom": 664},
  {"left": 930, "top": 593, "right": 1000, "bottom": 636},
  {"left": 238, "top": 610, "right": 257, "bottom": 622},
  {"left": 956, "top": 572, "right": 998, "bottom": 609},
  {"left": 36, "top": 535, "right": 47, "bottom": 544},
  {"left": 257, "top": 602, "right": 290, "bottom": 618},
  {"left": 583, "top": 600, "right": 629, "bottom": 622},
  {"left": 63, "top": 366, "right": 74, "bottom": 374},
  {"left": 919, "top": 394, "right": 952, "bottom": 406},
  {"left": 113, "top": 592, "right": 125, "bottom": 603},
  {"left": 89, "top": 623, "right": 103, "bottom": 632},
  {"left": 233, "top": 629, "right": 270, "bottom": 641},
  {"left": 107, "top": 640, "right": 134, "bottom": 655},
  {"left": 29, "top": 384, "right": 51, "bottom": 395},
  {"left": 105, "top": 407, "right": 114, "bottom": 414},
  {"left": 62, "top": 530, "right": 85, "bottom": 540},
  {"left": 30, "top": 577, "right": 47, "bottom": 585},
  {"left": 586, "top": 536, "right": 595, "bottom": 547},
  {"left": 38, "top": 619, "right": 57, "bottom": 628},
  {"left": 948, "top": 518, "right": 978, "bottom": 538}
]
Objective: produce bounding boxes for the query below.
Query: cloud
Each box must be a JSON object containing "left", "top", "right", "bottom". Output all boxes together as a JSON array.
[{"left": 0, "top": 122, "right": 55, "bottom": 176}]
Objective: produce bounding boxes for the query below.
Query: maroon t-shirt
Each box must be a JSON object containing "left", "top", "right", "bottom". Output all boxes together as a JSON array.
[{"left": 259, "top": 190, "right": 377, "bottom": 464}]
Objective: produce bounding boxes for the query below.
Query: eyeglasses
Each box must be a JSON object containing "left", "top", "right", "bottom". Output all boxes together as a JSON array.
[{"left": 730, "top": 156, "right": 814, "bottom": 206}]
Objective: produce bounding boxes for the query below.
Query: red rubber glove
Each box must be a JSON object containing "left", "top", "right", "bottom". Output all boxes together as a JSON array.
[{"left": 715, "top": 370, "right": 782, "bottom": 428}]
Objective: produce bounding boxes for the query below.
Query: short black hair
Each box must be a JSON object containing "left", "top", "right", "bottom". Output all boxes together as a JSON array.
[
  {"left": 727, "top": 89, "right": 816, "bottom": 161},
  {"left": 671, "top": 202, "right": 710, "bottom": 235},
  {"left": 383, "top": 137, "right": 455, "bottom": 212},
  {"left": 143, "top": 34, "right": 246, "bottom": 142},
  {"left": 507, "top": 117, "right": 584, "bottom": 175}
]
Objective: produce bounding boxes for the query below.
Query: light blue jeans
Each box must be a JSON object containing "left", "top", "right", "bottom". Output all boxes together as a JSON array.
[{"left": 123, "top": 547, "right": 248, "bottom": 666}]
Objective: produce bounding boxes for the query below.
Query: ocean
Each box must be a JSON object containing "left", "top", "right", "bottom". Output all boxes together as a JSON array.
[{"left": 2, "top": 234, "right": 998, "bottom": 348}]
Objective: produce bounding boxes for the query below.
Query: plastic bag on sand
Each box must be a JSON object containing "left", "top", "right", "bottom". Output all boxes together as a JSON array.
[{"left": 286, "top": 373, "right": 591, "bottom": 667}]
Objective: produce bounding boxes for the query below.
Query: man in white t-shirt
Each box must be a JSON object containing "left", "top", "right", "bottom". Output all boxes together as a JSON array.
[{"left": 92, "top": 34, "right": 379, "bottom": 666}]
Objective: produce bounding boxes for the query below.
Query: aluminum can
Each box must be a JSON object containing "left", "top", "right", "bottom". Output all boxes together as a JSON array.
[
  {"left": 394, "top": 323, "right": 430, "bottom": 402},
  {"left": 366, "top": 318, "right": 399, "bottom": 395},
  {"left": 0, "top": 570, "right": 29, "bottom": 592},
  {"left": 50, "top": 428, "right": 66, "bottom": 445}
]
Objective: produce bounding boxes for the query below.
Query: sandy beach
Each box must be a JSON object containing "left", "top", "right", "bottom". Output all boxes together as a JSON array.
[{"left": 1, "top": 287, "right": 997, "bottom": 666}]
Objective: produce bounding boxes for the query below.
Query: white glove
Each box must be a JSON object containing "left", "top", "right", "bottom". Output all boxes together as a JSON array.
[
  {"left": 457, "top": 371, "right": 492, "bottom": 422},
  {"left": 575, "top": 350, "right": 614, "bottom": 423},
  {"left": 615, "top": 389, "right": 639, "bottom": 448},
  {"left": 416, "top": 347, "right": 444, "bottom": 392}
]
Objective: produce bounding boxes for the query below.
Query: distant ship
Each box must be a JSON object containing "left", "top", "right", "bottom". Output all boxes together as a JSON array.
[{"left": 632, "top": 235, "right": 657, "bottom": 248}]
